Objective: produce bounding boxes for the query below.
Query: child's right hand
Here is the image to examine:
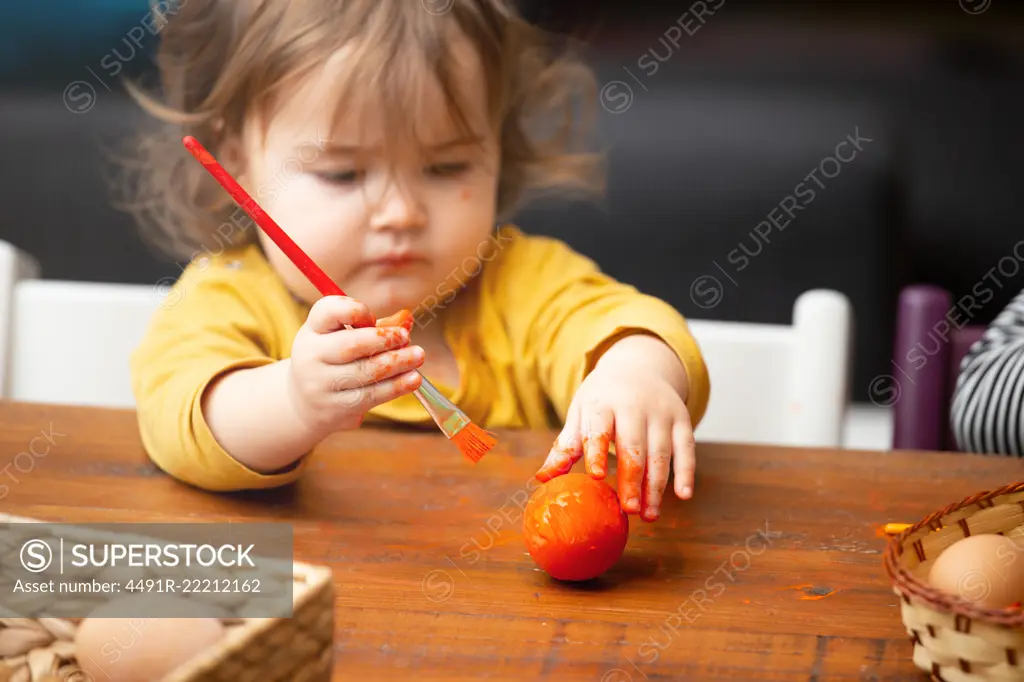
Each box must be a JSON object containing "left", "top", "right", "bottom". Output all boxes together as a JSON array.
[{"left": 287, "top": 296, "right": 424, "bottom": 434}]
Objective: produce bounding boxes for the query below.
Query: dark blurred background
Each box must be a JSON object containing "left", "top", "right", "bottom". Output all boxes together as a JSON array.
[{"left": 1, "top": 0, "right": 1022, "bottom": 401}]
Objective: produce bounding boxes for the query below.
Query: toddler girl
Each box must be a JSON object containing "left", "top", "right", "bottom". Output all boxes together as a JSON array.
[{"left": 127, "top": 0, "right": 711, "bottom": 522}]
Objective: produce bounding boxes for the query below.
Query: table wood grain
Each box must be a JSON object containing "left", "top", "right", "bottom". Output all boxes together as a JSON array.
[{"left": 1, "top": 401, "right": 1022, "bottom": 681}]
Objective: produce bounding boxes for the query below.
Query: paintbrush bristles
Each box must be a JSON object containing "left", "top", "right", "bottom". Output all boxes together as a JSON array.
[{"left": 451, "top": 423, "right": 497, "bottom": 463}]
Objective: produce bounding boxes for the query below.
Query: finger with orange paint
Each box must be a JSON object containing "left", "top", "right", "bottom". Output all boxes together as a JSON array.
[
  {"left": 639, "top": 464, "right": 652, "bottom": 521},
  {"left": 641, "top": 418, "right": 674, "bottom": 521},
  {"left": 582, "top": 404, "right": 614, "bottom": 481},
  {"left": 613, "top": 414, "right": 646, "bottom": 516},
  {"left": 536, "top": 401, "right": 583, "bottom": 482}
]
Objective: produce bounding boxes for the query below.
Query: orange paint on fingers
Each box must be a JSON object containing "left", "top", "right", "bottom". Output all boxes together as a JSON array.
[
  {"left": 584, "top": 431, "right": 611, "bottom": 478},
  {"left": 640, "top": 465, "right": 658, "bottom": 522},
  {"left": 369, "top": 348, "right": 422, "bottom": 382},
  {"left": 370, "top": 361, "right": 397, "bottom": 382},
  {"left": 374, "top": 327, "right": 409, "bottom": 348},
  {"left": 585, "top": 435, "right": 606, "bottom": 478},
  {"left": 534, "top": 466, "right": 564, "bottom": 483},
  {"left": 617, "top": 447, "right": 643, "bottom": 514},
  {"left": 590, "top": 431, "right": 611, "bottom": 454},
  {"left": 535, "top": 445, "right": 577, "bottom": 482}
]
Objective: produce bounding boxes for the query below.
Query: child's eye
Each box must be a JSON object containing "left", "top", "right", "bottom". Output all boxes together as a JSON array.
[
  {"left": 314, "top": 169, "right": 363, "bottom": 184},
  {"left": 426, "top": 162, "right": 469, "bottom": 178}
]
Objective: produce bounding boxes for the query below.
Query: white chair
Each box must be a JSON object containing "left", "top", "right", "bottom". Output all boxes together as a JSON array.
[
  {"left": 0, "top": 240, "right": 164, "bottom": 408},
  {"left": 687, "top": 289, "right": 853, "bottom": 448},
  {"left": 0, "top": 239, "right": 855, "bottom": 441}
]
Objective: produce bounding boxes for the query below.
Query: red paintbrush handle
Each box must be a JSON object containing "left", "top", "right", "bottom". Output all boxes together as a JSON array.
[{"left": 181, "top": 136, "right": 345, "bottom": 299}]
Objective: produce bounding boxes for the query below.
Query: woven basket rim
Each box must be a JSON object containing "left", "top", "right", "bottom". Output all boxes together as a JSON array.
[
  {"left": 164, "top": 559, "right": 334, "bottom": 681},
  {"left": 883, "top": 479, "right": 1024, "bottom": 627}
]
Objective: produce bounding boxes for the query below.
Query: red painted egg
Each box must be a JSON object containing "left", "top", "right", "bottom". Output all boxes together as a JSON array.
[{"left": 523, "top": 473, "right": 629, "bottom": 581}]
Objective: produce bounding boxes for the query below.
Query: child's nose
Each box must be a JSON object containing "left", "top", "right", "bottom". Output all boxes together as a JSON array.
[{"left": 369, "top": 183, "right": 427, "bottom": 232}]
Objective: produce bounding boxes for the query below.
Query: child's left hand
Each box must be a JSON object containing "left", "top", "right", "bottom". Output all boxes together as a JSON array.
[{"left": 534, "top": 344, "right": 695, "bottom": 523}]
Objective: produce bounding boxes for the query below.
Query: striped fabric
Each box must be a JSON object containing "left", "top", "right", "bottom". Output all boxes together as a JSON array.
[{"left": 950, "top": 288, "right": 1024, "bottom": 456}]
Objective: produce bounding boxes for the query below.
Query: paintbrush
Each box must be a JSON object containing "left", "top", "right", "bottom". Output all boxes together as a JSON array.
[{"left": 181, "top": 135, "right": 496, "bottom": 463}]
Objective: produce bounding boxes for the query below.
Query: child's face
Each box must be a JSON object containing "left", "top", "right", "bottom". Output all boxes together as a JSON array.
[{"left": 241, "top": 37, "right": 501, "bottom": 320}]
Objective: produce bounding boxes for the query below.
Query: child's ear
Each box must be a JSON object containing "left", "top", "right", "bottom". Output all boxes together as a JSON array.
[
  {"left": 216, "top": 132, "right": 252, "bottom": 188},
  {"left": 218, "top": 137, "right": 260, "bottom": 197}
]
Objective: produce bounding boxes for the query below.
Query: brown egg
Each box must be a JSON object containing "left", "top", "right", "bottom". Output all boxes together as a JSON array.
[
  {"left": 74, "top": 595, "right": 225, "bottom": 682},
  {"left": 928, "top": 534, "right": 1024, "bottom": 609}
]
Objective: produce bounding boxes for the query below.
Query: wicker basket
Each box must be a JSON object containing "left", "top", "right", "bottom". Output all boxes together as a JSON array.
[
  {"left": 884, "top": 481, "right": 1024, "bottom": 682},
  {"left": 0, "top": 514, "right": 334, "bottom": 682}
]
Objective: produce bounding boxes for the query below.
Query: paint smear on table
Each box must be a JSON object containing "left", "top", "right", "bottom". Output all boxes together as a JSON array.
[
  {"left": 799, "top": 589, "right": 837, "bottom": 601},
  {"left": 778, "top": 583, "right": 838, "bottom": 600}
]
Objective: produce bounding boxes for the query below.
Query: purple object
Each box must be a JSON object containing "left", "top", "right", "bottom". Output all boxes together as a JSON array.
[{"left": 891, "top": 285, "right": 986, "bottom": 451}]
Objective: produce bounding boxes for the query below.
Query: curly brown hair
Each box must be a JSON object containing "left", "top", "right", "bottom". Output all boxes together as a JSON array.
[{"left": 118, "top": 0, "right": 605, "bottom": 261}]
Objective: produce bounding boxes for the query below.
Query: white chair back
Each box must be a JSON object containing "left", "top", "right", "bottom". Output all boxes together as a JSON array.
[
  {"left": 688, "top": 289, "right": 853, "bottom": 447},
  {"left": 0, "top": 240, "right": 854, "bottom": 445},
  {"left": 0, "top": 240, "right": 41, "bottom": 397},
  {"left": 0, "top": 241, "right": 162, "bottom": 408}
]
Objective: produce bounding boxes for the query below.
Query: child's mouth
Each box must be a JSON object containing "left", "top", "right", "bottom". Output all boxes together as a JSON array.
[{"left": 367, "top": 255, "right": 428, "bottom": 269}]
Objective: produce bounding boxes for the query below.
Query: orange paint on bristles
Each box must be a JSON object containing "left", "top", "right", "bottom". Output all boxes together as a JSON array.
[
  {"left": 377, "top": 309, "right": 415, "bottom": 333},
  {"left": 451, "top": 423, "right": 498, "bottom": 463}
]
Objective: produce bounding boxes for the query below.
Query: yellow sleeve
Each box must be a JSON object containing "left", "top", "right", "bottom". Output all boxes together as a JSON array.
[
  {"left": 129, "top": 260, "right": 308, "bottom": 492},
  {"left": 494, "top": 228, "right": 710, "bottom": 427}
]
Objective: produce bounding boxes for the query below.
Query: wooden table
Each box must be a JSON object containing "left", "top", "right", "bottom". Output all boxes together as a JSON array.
[{"left": 2, "top": 402, "right": 1022, "bottom": 681}]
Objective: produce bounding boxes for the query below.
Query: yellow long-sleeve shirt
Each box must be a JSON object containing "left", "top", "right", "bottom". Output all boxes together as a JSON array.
[{"left": 130, "top": 225, "right": 710, "bottom": 491}]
